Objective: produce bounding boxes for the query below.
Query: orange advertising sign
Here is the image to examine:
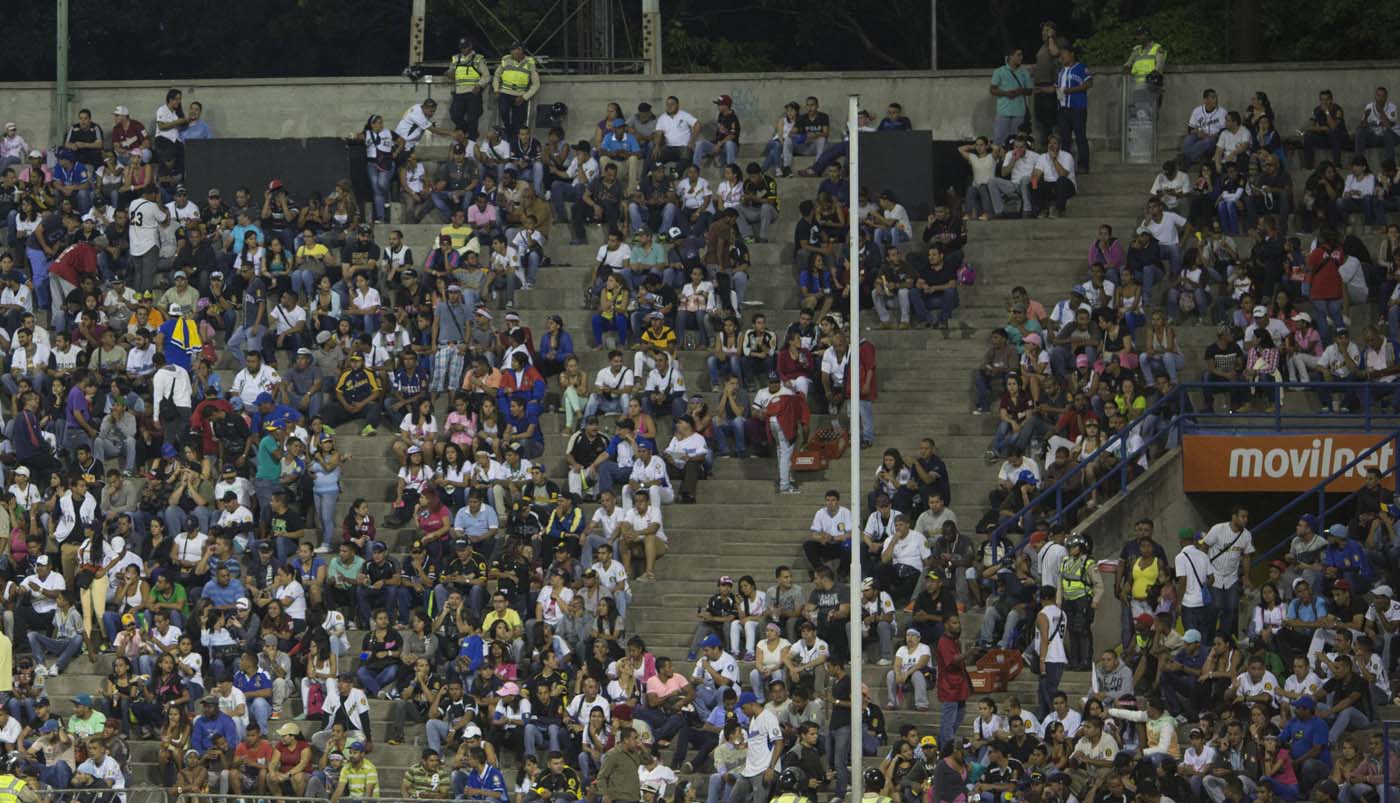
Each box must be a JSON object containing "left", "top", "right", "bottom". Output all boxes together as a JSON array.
[{"left": 1182, "top": 434, "right": 1396, "bottom": 493}]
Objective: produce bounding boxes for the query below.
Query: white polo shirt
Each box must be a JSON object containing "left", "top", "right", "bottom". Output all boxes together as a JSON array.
[
  {"left": 655, "top": 110, "right": 698, "bottom": 147},
  {"left": 811, "top": 506, "right": 853, "bottom": 539}
]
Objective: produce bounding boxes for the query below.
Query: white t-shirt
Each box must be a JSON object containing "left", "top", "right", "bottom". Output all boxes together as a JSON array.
[
  {"left": 1175, "top": 545, "right": 1212, "bottom": 607},
  {"left": 78, "top": 754, "right": 125, "bottom": 789},
  {"left": 155, "top": 105, "right": 183, "bottom": 143},
  {"left": 811, "top": 506, "right": 853, "bottom": 539},
  {"left": 655, "top": 110, "right": 699, "bottom": 147},
  {"left": 887, "top": 532, "right": 931, "bottom": 570},
  {"left": 1284, "top": 671, "right": 1323, "bottom": 702},
  {"left": 593, "top": 366, "right": 635, "bottom": 394},
  {"left": 692, "top": 652, "right": 740, "bottom": 689},
  {"left": 623, "top": 505, "right": 667, "bottom": 543},
  {"left": 218, "top": 685, "right": 249, "bottom": 726},
  {"left": 1041, "top": 708, "right": 1081, "bottom": 738},
  {"left": 1235, "top": 670, "right": 1280, "bottom": 706},
  {"left": 275, "top": 579, "right": 307, "bottom": 620},
  {"left": 742, "top": 709, "right": 783, "bottom": 777},
  {"left": 596, "top": 243, "right": 633, "bottom": 269},
  {"left": 665, "top": 432, "right": 709, "bottom": 466},
  {"left": 22, "top": 572, "right": 66, "bottom": 614},
  {"left": 1187, "top": 104, "right": 1228, "bottom": 136},
  {"left": 128, "top": 197, "right": 164, "bottom": 255},
  {"left": 536, "top": 587, "right": 574, "bottom": 626},
  {"left": 1216, "top": 127, "right": 1252, "bottom": 157},
  {"left": 789, "top": 638, "right": 829, "bottom": 667},
  {"left": 1140, "top": 211, "right": 1187, "bottom": 247},
  {"left": 1202, "top": 523, "right": 1254, "bottom": 589},
  {"left": 271, "top": 303, "right": 307, "bottom": 336},
  {"left": 0, "top": 715, "right": 21, "bottom": 746},
  {"left": 1183, "top": 745, "right": 1217, "bottom": 773},
  {"left": 590, "top": 505, "right": 626, "bottom": 541},
  {"left": 179, "top": 651, "right": 205, "bottom": 689},
  {"left": 1034, "top": 150, "right": 1076, "bottom": 184},
  {"left": 894, "top": 642, "right": 932, "bottom": 673}
]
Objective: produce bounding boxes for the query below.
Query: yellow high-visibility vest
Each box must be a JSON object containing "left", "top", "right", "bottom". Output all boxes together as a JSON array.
[
  {"left": 452, "top": 54, "right": 484, "bottom": 92},
  {"left": 1130, "top": 43, "right": 1162, "bottom": 78},
  {"left": 0, "top": 774, "right": 28, "bottom": 803},
  {"left": 498, "top": 57, "right": 535, "bottom": 94},
  {"left": 1060, "top": 555, "right": 1092, "bottom": 601}
]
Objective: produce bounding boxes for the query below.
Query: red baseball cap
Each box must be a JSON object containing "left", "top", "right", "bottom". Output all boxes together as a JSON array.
[{"left": 713, "top": 94, "right": 733, "bottom": 107}]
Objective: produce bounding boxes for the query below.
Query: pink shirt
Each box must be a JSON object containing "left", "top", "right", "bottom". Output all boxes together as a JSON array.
[
  {"left": 645, "top": 673, "right": 689, "bottom": 701},
  {"left": 467, "top": 205, "right": 499, "bottom": 229}
]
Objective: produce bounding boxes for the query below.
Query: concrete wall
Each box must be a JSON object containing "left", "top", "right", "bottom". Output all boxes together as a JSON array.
[
  {"left": 4, "top": 60, "right": 1399, "bottom": 153},
  {"left": 1076, "top": 449, "right": 1213, "bottom": 649}
]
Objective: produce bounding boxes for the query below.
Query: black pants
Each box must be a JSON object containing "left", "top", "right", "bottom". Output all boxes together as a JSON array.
[
  {"left": 450, "top": 91, "right": 485, "bottom": 139},
  {"left": 498, "top": 94, "right": 528, "bottom": 136},
  {"left": 1034, "top": 89, "right": 1058, "bottom": 147},
  {"left": 1303, "top": 127, "right": 1349, "bottom": 169},
  {"left": 667, "top": 460, "right": 701, "bottom": 500},
  {"left": 1033, "top": 178, "right": 1077, "bottom": 214},
  {"left": 1063, "top": 596, "right": 1094, "bottom": 667},
  {"left": 162, "top": 407, "right": 192, "bottom": 447},
  {"left": 671, "top": 726, "right": 719, "bottom": 770},
  {"left": 1055, "top": 106, "right": 1090, "bottom": 171},
  {"left": 570, "top": 200, "right": 620, "bottom": 241},
  {"left": 803, "top": 540, "right": 848, "bottom": 574}
]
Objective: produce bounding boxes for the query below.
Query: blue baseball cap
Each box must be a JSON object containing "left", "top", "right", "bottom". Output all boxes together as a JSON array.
[
  {"left": 349, "top": 740, "right": 366, "bottom": 751},
  {"left": 700, "top": 634, "right": 721, "bottom": 649},
  {"left": 1017, "top": 470, "right": 1037, "bottom": 485},
  {"left": 738, "top": 691, "right": 759, "bottom": 706},
  {"left": 1294, "top": 695, "right": 1316, "bottom": 710},
  {"left": 255, "top": 392, "right": 274, "bottom": 406},
  {"left": 72, "top": 693, "right": 93, "bottom": 707}
]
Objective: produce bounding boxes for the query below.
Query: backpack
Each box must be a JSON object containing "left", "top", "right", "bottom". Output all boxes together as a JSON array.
[{"left": 957, "top": 263, "right": 977, "bottom": 286}]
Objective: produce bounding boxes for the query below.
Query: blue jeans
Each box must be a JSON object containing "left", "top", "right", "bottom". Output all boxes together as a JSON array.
[
  {"left": 367, "top": 165, "right": 392, "bottom": 222},
  {"left": 939, "top": 700, "right": 966, "bottom": 745},
  {"left": 1310, "top": 297, "right": 1345, "bottom": 342},
  {"left": 591, "top": 314, "right": 628, "bottom": 347},
  {"left": 693, "top": 139, "right": 738, "bottom": 167},
  {"left": 315, "top": 490, "right": 339, "bottom": 548},
  {"left": 227, "top": 324, "right": 265, "bottom": 367},
  {"left": 1038, "top": 661, "right": 1066, "bottom": 717},
  {"left": 25, "top": 247, "right": 52, "bottom": 312},
  {"left": 1211, "top": 583, "right": 1243, "bottom": 643},
  {"left": 28, "top": 632, "right": 83, "bottom": 672},
  {"left": 550, "top": 182, "right": 584, "bottom": 221},
  {"left": 712, "top": 417, "right": 748, "bottom": 457},
  {"left": 357, "top": 664, "right": 399, "bottom": 696},
  {"left": 1317, "top": 704, "right": 1370, "bottom": 743},
  {"left": 707, "top": 355, "right": 742, "bottom": 387},
  {"left": 992, "top": 116, "right": 1025, "bottom": 148},
  {"left": 1139, "top": 351, "right": 1184, "bottom": 384},
  {"left": 627, "top": 202, "right": 677, "bottom": 235},
  {"left": 1181, "top": 603, "right": 1212, "bottom": 644}
]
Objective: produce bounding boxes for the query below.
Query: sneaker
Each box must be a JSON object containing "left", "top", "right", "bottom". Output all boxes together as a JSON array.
[
  {"left": 315, "top": 544, "right": 331, "bottom": 554},
  {"left": 876, "top": 658, "right": 893, "bottom": 667},
  {"left": 781, "top": 486, "right": 802, "bottom": 495},
  {"left": 681, "top": 761, "right": 694, "bottom": 774},
  {"left": 270, "top": 709, "right": 281, "bottom": 720},
  {"left": 33, "top": 664, "right": 47, "bottom": 678},
  {"left": 360, "top": 424, "right": 377, "bottom": 437}
]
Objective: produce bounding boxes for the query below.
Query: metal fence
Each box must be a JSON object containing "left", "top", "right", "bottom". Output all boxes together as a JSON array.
[{"left": 40, "top": 788, "right": 167, "bottom": 803}]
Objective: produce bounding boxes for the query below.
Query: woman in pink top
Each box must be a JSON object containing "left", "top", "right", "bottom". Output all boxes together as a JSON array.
[
  {"left": 1262, "top": 731, "right": 1300, "bottom": 801},
  {"left": 1088, "top": 223, "right": 1126, "bottom": 276},
  {"left": 1284, "top": 312, "right": 1324, "bottom": 384}
]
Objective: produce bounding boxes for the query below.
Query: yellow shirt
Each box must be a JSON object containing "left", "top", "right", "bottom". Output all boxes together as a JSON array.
[
  {"left": 297, "top": 243, "right": 330, "bottom": 263},
  {"left": 1130, "top": 556, "right": 1160, "bottom": 600},
  {"left": 0, "top": 632, "right": 11, "bottom": 693},
  {"left": 341, "top": 759, "right": 379, "bottom": 797},
  {"left": 482, "top": 609, "right": 523, "bottom": 634},
  {"left": 440, "top": 223, "right": 475, "bottom": 251}
]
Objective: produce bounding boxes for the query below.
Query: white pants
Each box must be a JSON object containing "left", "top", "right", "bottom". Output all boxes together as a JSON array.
[
  {"left": 621, "top": 482, "right": 675, "bottom": 509},
  {"left": 770, "top": 418, "right": 794, "bottom": 491}
]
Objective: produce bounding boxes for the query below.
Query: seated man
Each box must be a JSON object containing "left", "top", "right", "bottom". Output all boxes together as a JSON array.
[
  {"left": 1354, "top": 85, "right": 1399, "bottom": 165},
  {"left": 1179, "top": 89, "right": 1228, "bottom": 169},
  {"left": 1030, "top": 135, "right": 1076, "bottom": 219}
]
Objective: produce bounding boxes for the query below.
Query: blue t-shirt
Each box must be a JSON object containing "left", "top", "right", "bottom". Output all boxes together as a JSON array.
[
  {"left": 1281, "top": 715, "right": 1331, "bottom": 766},
  {"left": 1286, "top": 595, "right": 1327, "bottom": 622},
  {"left": 234, "top": 669, "right": 273, "bottom": 697},
  {"left": 201, "top": 577, "right": 247, "bottom": 608},
  {"left": 1057, "top": 62, "right": 1092, "bottom": 110},
  {"left": 454, "top": 505, "right": 500, "bottom": 538},
  {"left": 505, "top": 407, "right": 543, "bottom": 445},
  {"left": 467, "top": 764, "right": 508, "bottom": 803}
]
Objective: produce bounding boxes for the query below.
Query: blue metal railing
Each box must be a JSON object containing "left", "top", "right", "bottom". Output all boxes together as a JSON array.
[
  {"left": 989, "top": 381, "right": 1400, "bottom": 547},
  {"left": 1246, "top": 428, "right": 1400, "bottom": 568}
]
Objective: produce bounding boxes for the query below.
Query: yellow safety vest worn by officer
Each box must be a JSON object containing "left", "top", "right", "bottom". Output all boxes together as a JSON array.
[
  {"left": 0, "top": 774, "right": 28, "bottom": 803},
  {"left": 1059, "top": 555, "right": 1092, "bottom": 601},
  {"left": 1129, "top": 43, "right": 1163, "bottom": 80},
  {"left": 452, "top": 53, "right": 486, "bottom": 93},
  {"left": 497, "top": 56, "right": 536, "bottom": 95},
  {"left": 861, "top": 794, "right": 892, "bottom": 803},
  {"left": 773, "top": 794, "right": 810, "bottom": 803}
]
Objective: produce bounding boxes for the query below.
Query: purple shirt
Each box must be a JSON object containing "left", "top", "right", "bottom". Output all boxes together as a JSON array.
[{"left": 65, "top": 385, "right": 92, "bottom": 430}]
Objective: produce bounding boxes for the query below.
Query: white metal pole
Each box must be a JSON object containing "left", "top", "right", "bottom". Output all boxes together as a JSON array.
[{"left": 846, "top": 93, "right": 863, "bottom": 803}]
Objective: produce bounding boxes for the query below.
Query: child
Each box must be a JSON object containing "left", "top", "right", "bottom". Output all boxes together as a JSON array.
[{"left": 1261, "top": 730, "right": 1299, "bottom": 801}]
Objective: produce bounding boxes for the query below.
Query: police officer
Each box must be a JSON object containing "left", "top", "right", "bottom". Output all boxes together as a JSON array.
[
  {"left": 1056, "top": 535, "right": 1102, "bottom": 671},
  {"left": 493, "top": 43, "right": 540, "bottom": 137},
  {"left": 770, "top": 768, "right": 810, "bottom": 803},
  {"left": 862, "top": 767, "right": 892, "bottom": 803},
  {"left": 446, "top": 37, "right": 491, "bottom": 139},
  {"left": 0, "top": 754, "right": 38, "bottom": 803},
  {"left": 1122, "top": 26, "right": 1166, "bottom": 118}
]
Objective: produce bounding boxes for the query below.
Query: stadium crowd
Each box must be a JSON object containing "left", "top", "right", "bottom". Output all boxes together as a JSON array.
[{"left": 2, "top": 23, "right": 1400, "bottom": 803}]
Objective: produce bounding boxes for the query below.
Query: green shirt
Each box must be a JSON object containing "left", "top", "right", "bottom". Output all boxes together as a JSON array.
[
  {"left": 991, "top": 64, "right": 1033, "bottom": 119},
  {"left": 328, "top": 555, "right": 365, "bottom": 587},
  {"left": 255, "top": 435, "right": 281, "bottom": 480},
  {"left": 631, "top": 242, "right": 666, "bottom": 269},
  {"left": 68, "top": 710, "right": 107, "bottom": 737},
  {"left": 151, "top": 582, "right": 190, "bottom": 618},
  {"left": 403, "top": 763, "right": 449, "bottom": 797}
]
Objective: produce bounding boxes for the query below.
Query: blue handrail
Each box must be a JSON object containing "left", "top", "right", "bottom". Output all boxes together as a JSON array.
[
  {"left": 989, "top": 380, "right": 1400, "bottom": 550},
  {"left": 1247, "top": 428, "right": 1400, "bottom": 568}
]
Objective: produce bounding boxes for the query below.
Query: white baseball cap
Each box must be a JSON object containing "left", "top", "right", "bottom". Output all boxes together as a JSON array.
[{"left": 113, "top": 105, "right": 130, "bottom": 116}]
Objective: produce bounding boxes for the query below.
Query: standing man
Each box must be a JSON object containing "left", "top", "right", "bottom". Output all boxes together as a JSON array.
[
  {"left": 1055, "top": 42, "right": 1093, "bottom": 174},
  {"left": 1031, "top": 21, "right": 1062, "bottom": 148},
  {"left": 128, "top": 183, "right": 168, "bottom": 295},
  {"left": 595, "top": 727, "right": 645, "bottom": 803},
  {"left": 1174, "top": 528, "right": 1215, "bottom": 643},
  {"left": 934, "top": 614, "right": 972, "bottom": 745},
  {"left": 990, "top": 47, "right": 1034, "bottom": 147},
  {"left": 1203, "top": 506, "right": 1253, "bottom": 642},
  {"left": 493, "top": 43, "right": 540, "bottom": 138},
  {"left": 1121, "top": 26, "right": 1166, "bottom": 123},
  {"left": 730, "top": 692, "right": 783, "bottom": 803},
  {"left": 1056, "top": 535, "right": 1102, "bottom": 671},
  {"left": 1035, "top": 585, "right": 1068, "bottom": 718},
  {"left": 446, "top": 37, "right": 491, "bottom": 139}
]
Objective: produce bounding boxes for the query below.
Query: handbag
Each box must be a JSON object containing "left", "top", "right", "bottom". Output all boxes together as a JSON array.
[
  {"left": 306, "top": 680, "right": 326, "bottom": 715},
  {"left": 1184, "top": 547, "right": 1214, "bottom": 607},
  {"left": 75, "top": 568, "right": 97, "bottom": 590}
]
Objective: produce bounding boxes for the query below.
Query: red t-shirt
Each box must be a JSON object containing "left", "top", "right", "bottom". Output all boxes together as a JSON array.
[
  {"left": 49, "top": 242, "right": 99, "bottom": 286},
  {"left": 236, "top": 740, "right": 277, "bottom": 772},
  {"left": 277, "top": 739, "right": 309, "bottom": 772},
  {"left": 418, "top": 504, "right": 451, "bottom": 536},
  {"left": 935, "top": 634, "right": 970, "bottom": 703},
  {"left": 1306, "top": 246, "right": 1344, "bottom": 300}
]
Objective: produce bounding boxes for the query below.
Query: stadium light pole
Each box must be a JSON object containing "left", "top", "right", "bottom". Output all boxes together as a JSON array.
[
  {"left": 54, "top": 0, "right": 70, "bottom": 148},
  {"left": 846, "top": 92, "right": 863, "bottom": 803}
]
